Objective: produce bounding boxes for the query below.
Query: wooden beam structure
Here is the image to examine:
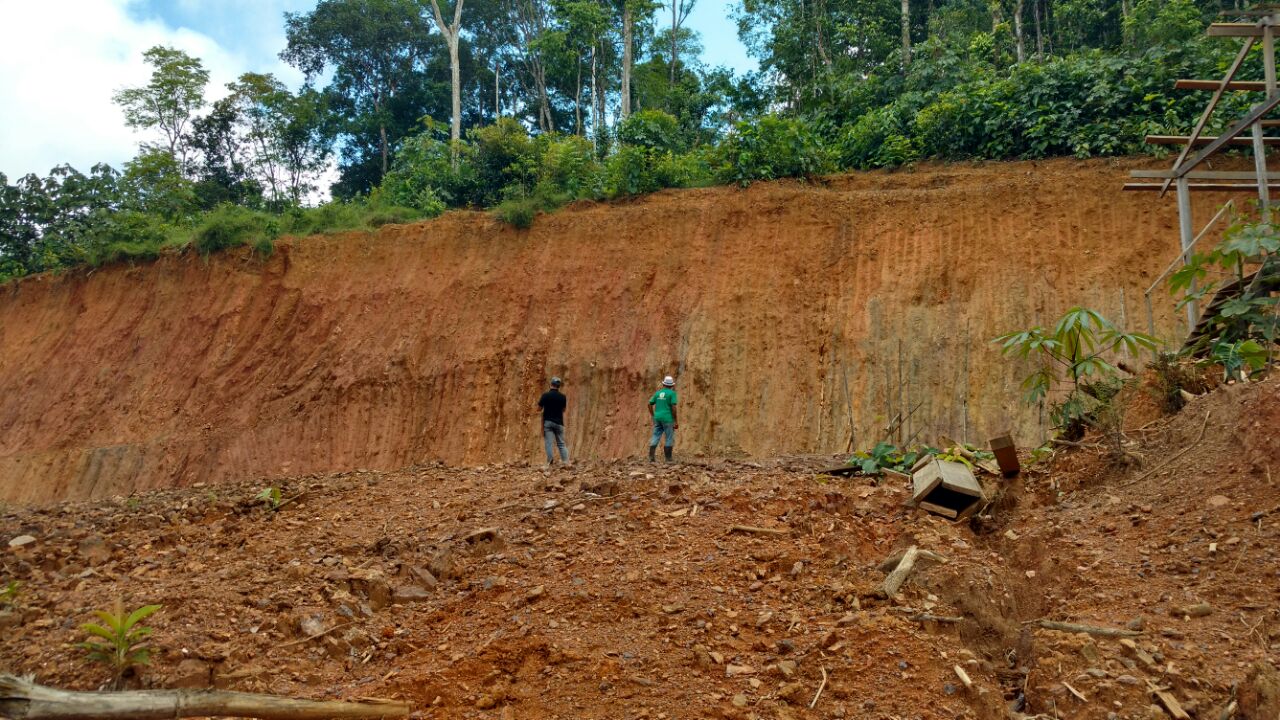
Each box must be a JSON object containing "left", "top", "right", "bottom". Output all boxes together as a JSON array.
[
  {"left": 1175, "top": 93, "right": 1280, "bottom": 177},
  {"left": 1208, "top": 22, "right": 1276, "bottom": 37},
  {"left": 1123, "top": 182, "right": 1280, "bottom": 191},
  {"left": 1174, "top": 79, "right": 1268, "bottom": 91},
  {"left": 1145, "top": 134, "right": 1280, "bottom": 146},
  {"left": 1130, "top": 169, "right": 1280, "bottom": 179}
]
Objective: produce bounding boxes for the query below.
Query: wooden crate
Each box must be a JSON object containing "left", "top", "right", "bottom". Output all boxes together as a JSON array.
[{"left": 910, "top": 457, "right": 985, "bottom": 520}]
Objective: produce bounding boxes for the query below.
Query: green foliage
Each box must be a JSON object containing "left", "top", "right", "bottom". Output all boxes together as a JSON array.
[
  {"left": 256, "top": 486, "right": 283, "bottom": 511},
  {"left": 1172, "top": 218, "right": 1280, "bottom": 369},
  {"left": 617, "top": 110, "right": 684, "bottom": 153},
  {"left": 193, "top": 205, "right": 278, "bottom": 256},
  {"left": 995, "top": 307, "right": 1158, "bottom": 432},
  {"left": 848, "top": 442, "right": 927, "bottom": 475},
  {"left": 80, "top": 600, "right": 162, "bottom": 688},
  {"left": 714, "top": 115, "right": 832, "bottom": 186},
  {"left": 0, "top": 580, "right": 17, "bottom": 608},
  {"left": 112, "top": 46, "right": 209, "bottom": 161}
]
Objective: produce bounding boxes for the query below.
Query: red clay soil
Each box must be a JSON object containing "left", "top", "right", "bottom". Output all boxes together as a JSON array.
[
  {"left": 1, "top": 374, "right": 1278, "bottom": 719},
  {"left": 0, "top": 157, "right": 1241, "bottom": 504}
]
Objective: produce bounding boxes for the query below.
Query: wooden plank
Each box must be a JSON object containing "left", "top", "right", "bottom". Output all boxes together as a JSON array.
[
  {"left": 1131, "top": 169, "right": 1280, "bottom": 179},
  {"left": 1146, "top": 134, "right": 1280, "bottom": 145},
  {"left": 729, "top": 524, "right": 790, "bottom": 537},
  {"left": 1124, "top": 182, "right": 1280, "bottom": 191},
  {"left": 1177, "top": 92, "right": 1280, "bottom": 176},
  {"left": 917, "top": 501, "right": 959, "bottom": 519},
  {"left": 1175, "top": 79, "right": 1267, "bottom": 91},
  {"left": 1209, "top": 22, "right": 1269, "bottom": 37},
  {"left": 1031, "top": 619, "right": 1142, "bottom": 637},
  {"left": 1147, "top": 680, "right": 1192, "bottom": 720}
]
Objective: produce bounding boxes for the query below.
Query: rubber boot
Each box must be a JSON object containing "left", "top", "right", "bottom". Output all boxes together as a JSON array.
[
  {"left": 648, "top": 445, "right": 657, "bottom": 463},
  {"left": 664, "top": 446, "right": 674, "bottom": 463}
]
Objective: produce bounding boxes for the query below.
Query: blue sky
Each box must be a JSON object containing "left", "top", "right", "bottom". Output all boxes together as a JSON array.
[{"left": 0, "top": 0, "right": 757, "bottom": 180}]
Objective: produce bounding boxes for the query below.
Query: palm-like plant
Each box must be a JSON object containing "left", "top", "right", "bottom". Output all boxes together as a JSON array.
[{"left": 80, "top": 600, "right": 162, "bottom": 688}]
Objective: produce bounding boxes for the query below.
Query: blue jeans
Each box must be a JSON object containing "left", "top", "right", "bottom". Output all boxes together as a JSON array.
[
  {"left": 543, "top": 421, "right": 569, "bottom": 463},
  {"left": 649, "top": 421, "right": 675, "bottom": 448}
]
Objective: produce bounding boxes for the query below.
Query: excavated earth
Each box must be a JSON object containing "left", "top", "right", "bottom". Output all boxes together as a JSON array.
[
  {"left": 0, "top": 158, "right": 1241, "bottom": 504},
  {"left": 2, "top": 374, "right": 1279, "bottom": 720}
]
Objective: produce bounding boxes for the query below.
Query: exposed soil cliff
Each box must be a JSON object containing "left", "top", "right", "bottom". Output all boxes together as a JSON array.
[{"left": 0, "top": 158, "right": 1226, "bottom": 503}]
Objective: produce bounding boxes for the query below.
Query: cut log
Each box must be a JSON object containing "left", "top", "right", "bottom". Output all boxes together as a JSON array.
[
  {"left": 876, "top": 547, "right": 949, "bottom": 572},
  {"left": 953, "top": 665, "right": 973, "bottom": 689},
  {"left": 881, "top": 545, "right": 920, "bottom": 597},
  {"left": 0, "top": 674, "right": 410, "bottom": 720},
  {"left": 1030, "top": 619, "right": 1142, "bottom": 637},
  {"left": 988, "top": 434, "right": 1021, "bottom": 477}
]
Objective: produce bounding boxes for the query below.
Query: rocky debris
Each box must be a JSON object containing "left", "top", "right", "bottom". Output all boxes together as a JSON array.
[{"left": 7, "top": 534, "right": 35, "bottom": 548}]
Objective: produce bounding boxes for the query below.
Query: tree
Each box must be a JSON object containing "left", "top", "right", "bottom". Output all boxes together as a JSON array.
[
  {"left": 112, "top": 46, "right": 209, "bottom": 167},
  {"left": 424, "top": 0, "right": 467, "bottom": 155},
  {"left": 226, "top": 73, "right": 332, "bottom": 206},
  {"left": 282, "top": 0, "right": 436, "bottom": 181},
  {"left": 668, "top": 0, "right": 696, "bottom": 86}
]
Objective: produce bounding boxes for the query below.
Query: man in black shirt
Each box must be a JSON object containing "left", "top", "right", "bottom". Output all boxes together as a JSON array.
[{"left": 537, "top": 377, "right": 570, "bottom": 465}]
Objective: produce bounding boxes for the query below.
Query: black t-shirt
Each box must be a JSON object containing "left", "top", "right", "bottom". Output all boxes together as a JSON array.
[{"left": 538, "top": 389, "right": 567, "bottom": 425}]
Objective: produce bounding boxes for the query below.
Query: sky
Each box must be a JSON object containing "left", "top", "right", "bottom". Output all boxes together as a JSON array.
[{"left": 0, "top": 0, "right": 757, "bottom": 181}]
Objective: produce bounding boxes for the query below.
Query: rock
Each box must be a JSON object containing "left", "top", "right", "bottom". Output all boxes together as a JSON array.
[
  {"left": 406, "top": 565, "right": 438, "bottom": 589},
  {"left": 836, "top": 613, "right": 859, "bottom": 627},
  {"left": 776, "top": 639, "right": 795, "bottom": 654},
  {"left": 7, "top": 535, "right": 35, "bottom": 548},
  {"left": 475, "top": 694, "right": 498, "bottom": 710},
  {"left": 1117, "top": 675, "right": 1141, "bottom": 686},
  {"left": 391, "top": 585, "right": 432, "bottom": 604},
  {"left": 500, "top": 706, "right": 516, "bottom": 720},
  {"left": 731, "top": 694, "right": 748, "bottom": 708},
  {"left": 76, "top": 535, "right": 110, "bottom": 564},
  {"left": 662, "top": 602, "right": 684, "bottom": 614},
  {"left": 725, "top": 664, "right": 755, "bottom": 677},
  {"left": 349, "top": 570, "right": 391, "bottom": 612},
  {"left": 1081, "top": 642, "right": 1100, "bottom": 664},
  {"left": 778, "top": 682, "right": 807, "bottom": 704},
  {"left": 1207, "top": 495, "right": 1230, "bottom": 509},
  {"left": 943, "top": 683, "right": 957, "bottom": 695},
  {"left": 1239, "top": 661, "right": 1280, "bottom": 719},
  {"left": 1173, "top": 602, "right": 1212, "bottom": 618},
  {"left": 525, "top": 585, "right": 545, "bottom": 603},
  {"left": 709, "top": 651, "right": 725, "bottom": 665},
  {"left": 775, "top": 660, "right": 797, "bottom": 679},
  {"left": 170, "top": 658, "right": 212, "bottom": 688},
  {"left": 298, "top": 614, "right": 326, "bottom": 637},
  {"left": 1126, "top": 616, "right": 1146, "bottom": 631}
]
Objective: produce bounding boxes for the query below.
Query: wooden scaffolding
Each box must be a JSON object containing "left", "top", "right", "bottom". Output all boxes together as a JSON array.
[{"left": 1127, "top": 9, "right": 1279, "bottom": 329}]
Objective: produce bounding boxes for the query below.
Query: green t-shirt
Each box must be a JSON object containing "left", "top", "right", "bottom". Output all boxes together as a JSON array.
[{"left": 649, "top": 388, "right": 678, "bottom": 423}]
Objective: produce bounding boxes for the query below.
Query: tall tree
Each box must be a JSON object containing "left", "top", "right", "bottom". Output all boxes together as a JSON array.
[
  {"left": 424, "top": 0, "right": 466, "bottom": 152},
  {"left": 112, "top": 46, "right": 209, "bottom": 167},
  {"left": 282, "top": 0, "right": 435, "bottom": 181},
  {"left": 668, "top": 0, "right": 696, "bottom": 86}
]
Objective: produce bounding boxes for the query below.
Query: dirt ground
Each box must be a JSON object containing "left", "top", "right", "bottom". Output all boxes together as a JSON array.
[
  {"left": 0, "top": 157, "right": 1243, "bottom": 504},
  {"left": 3, "top": 373, "right": 1278, "bottom": 719}
]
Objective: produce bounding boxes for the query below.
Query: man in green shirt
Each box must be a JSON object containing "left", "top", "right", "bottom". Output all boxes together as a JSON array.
[{"left": 648, "top": 375, "right": 679, "bottom": 463}]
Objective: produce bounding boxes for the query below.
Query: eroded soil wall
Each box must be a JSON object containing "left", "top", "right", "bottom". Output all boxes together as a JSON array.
[{"left": 0, "top": 159, "right": 1224, "bottom": 503}]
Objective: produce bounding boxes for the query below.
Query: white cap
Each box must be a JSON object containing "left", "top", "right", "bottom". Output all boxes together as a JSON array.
[{"left": 663, "top": 376, "right": 675, "bottom": 387}]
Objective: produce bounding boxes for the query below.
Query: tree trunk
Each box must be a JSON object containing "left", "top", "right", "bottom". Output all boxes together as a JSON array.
[
  {"left": 1034, "top": 0, "right": 1043, "bottom": 60},
  {"left": 1014, "top": 0, "right": 1025, "bottom": 63},
  {"left": 379, "top": 123, "right": 388, "bottom": 177},
  {"left": 900, "top": 0, "right": 911, "bottom": 67},
  {"left": 449, "top": 37, "right": 461, "bottom": 144},
  {"left": 575, "top": 58, "right": 583, "bottom": 135},
  {"left": 670, "top": 0, "right": 679, "bottom": 86},
  {"left": 621, "top": 3, "right": 633, "bottom": 119},
  {"left": 494, "top": 61, "right": 500, "bottom": 118}
]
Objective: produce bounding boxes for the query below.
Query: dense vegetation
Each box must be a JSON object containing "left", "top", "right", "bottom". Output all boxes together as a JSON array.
[{"left": 0, "top": 0, "right": 1261, "bottom": 282}]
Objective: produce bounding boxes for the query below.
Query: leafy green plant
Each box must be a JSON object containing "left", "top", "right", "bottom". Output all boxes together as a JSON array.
[
  {"left": 1171, "top": 218, "right": 1279, "bottom": 372},
  {"left": 0, "top": 580, "right": 18, "bottom": 608},
  {"left": 80, "top": 600, "right": 162, "bottom": 688},
  {"left": 715, "top": 115, "right": 833, "bottom": 186},
  {"left": 995, "top": 307, "right": 1158, "bottom": 434},
  {"left": 849, "top": 441, "right": 925, "bottom": 475},
  {"left": 256, "top": 486, "right": 283, "bottom": 511}
]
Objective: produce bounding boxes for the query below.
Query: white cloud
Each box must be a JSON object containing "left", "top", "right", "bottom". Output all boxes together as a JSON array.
[{"left": 0, "top": 0, "right": 301, "bottom": 179}]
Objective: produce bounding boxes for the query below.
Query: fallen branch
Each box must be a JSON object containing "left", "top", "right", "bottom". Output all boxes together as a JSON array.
[
  {"left": 809, "top": 667, "right": 828, "bottom": 709},
  {"left": 911, "top": 613, "right": 964, "bottom": 624},
  {"left": 728, "top": 525, "right": 790, "bottom": 537},
  {"left": 881, "top": 546, "right": 920, "bottom": 597},
  {"left": 1027, "top": 619, "right": 1142, "bottom": 638},
  {"left": 953, "top": 665, "right": 973, "bottom": 689},
  {"left": 1063, "top": 680, "right": 1088, "bottom": 703},
  {"left": 277, "top": 621, "right": 354, "bottom": 649},
  {"left": 0, "top": 674, "right": 409, "bottom": 720},
  {"left": 1050, "top": 438, "right": 1105, "bottom": 449},
  {"left": 1127, "top": 409, "right": 1211, "bottom": 486}
]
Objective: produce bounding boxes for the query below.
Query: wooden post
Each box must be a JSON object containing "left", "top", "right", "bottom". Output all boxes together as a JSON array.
[{"left": 1176, "top": 176, "right": 1199, "bottom": 328}]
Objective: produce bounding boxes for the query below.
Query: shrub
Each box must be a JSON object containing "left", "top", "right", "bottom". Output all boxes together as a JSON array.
[
  {"left": 493, "top": 195, "right": 541, "bottom": 229},
  {"left": 715, "top": 115, "right": 833, "bottom": 186},
  {"left": 616, "top": 110, "right": 683, "bottom": 153},
  {"left": 468, "top": 118, "right": 539, "bottom": 206},
  {"left": 536, "top": 134, "right": 603, "bottom": 201},
  {"left": 194, "top": 204, "right": 276, "bottom": 256}
]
